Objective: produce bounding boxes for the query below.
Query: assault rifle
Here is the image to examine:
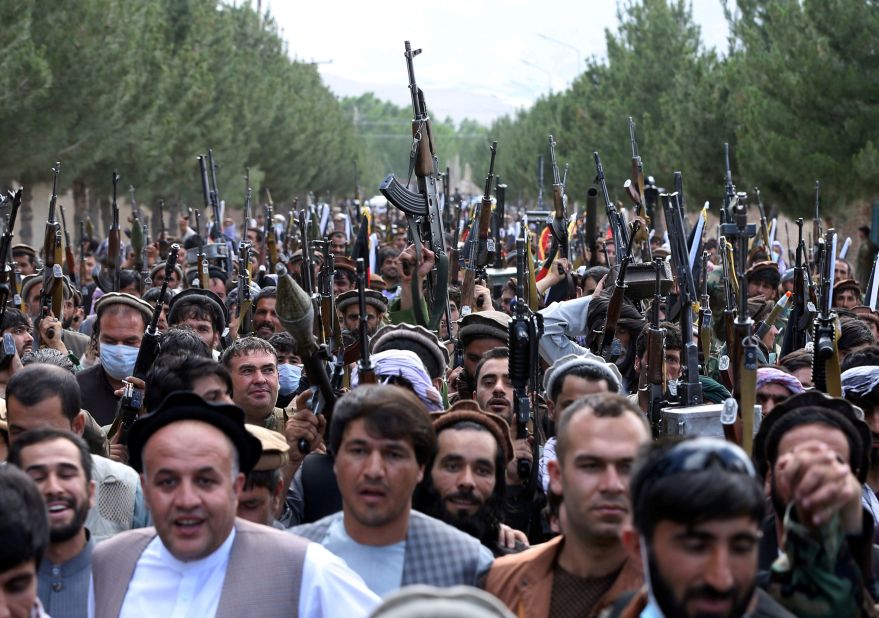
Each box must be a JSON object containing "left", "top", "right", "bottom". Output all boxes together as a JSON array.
[
  {"left": 0, "top": 189, "right": 22, "bottom": 320},
  {"left": 379, "top": 41, "right": 450, "bottom": 331},
  {"left": 207, "top": 149, "right": 223, "bottom": 243},
  {"left": 356, "top": 258, "right": 375, "bottom": 385},
  {"left": 596, "top": 222, "right": 639, "bottom": 360},
  {"left": 493, "top": 178, "right": 507, "bottom": 269},
  {"left": 78, "top": 221, "right": 90, "bottom": 314},
  {"left": 642, "top": 259, "right": 667, "bottom": 436},
  {"left": 720, "top": 192, "right": 758, "bottom": 453},
  {"left": 194, "top": 211, "right": 209, "bottom": 289},
  {"left": 237, "top": 242, "right": 254, "bottom": 337},
  {"left": 264, "top": 195, "right": 277, "bottom": 274},
  {"left": 723, "top": 143, "right": 736, "bottom": 212},
  {"left": 460, "top": 142, "right": 498, "bottom": 315},
  {"left": 779, "top": 219, "right": 814, "bottom": 357},
  {"left": 698, "top": 250, "right": 712, "bottom": 375},
  {"left": 548, "top": 135, "right": 569, "bottom": 262},
  {"left": 624, "top": 117, "right": 651, "bottom": 258},
  {"left": 112, "top": 244, "right": 179, "bottom": 444},
  {"left": 812, "top": 229, "right": 841, "bottom": 396},
  {"left": 585, "top": 186, "right": 599, "bottom": 267},
  {"left": 140, "top": 221, "right": 151, "bottom": 289},
  {"left": 594, "top": 152, "right": 628, "bottom": 264},
  {"left": 37, "top": 164, "right": 64, "bottom": 347},
  {"left": 103, "top": 171, "right": 122, "bottom": 293},
  {"left": 812, "top": 181, "right": 822, "bottom": 267}
]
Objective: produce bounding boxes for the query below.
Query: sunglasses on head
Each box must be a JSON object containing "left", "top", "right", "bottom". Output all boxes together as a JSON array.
[{"left": 654, "top": 437, "right": 756, "bottom": 480}]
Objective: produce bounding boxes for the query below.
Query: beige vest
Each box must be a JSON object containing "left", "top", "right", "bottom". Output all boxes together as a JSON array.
[{"left": 92, "top": 518, "right": 308, "bottom": 618}]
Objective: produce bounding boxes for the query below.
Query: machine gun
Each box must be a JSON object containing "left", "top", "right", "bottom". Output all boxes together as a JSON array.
[
  {"left": 102, "top": 171, "right": 122, "bottom": 293},
  {"left": 111, "top": 244, "right": 179, "bottom": 445},
  {"left": 0, "top": 189, "right": 22, "bottom": 321},
  {"left": 594, "top": 151, "right": 628, "bottom": 264},
  {"left": 379, "top": 41, "right": 450, "bottom": 331},
  {"left": 811, "top": 229, "right": 842, "bottom": 396},
  {"left": 595, "top": 222, "right": 639, "bottom": 361},
  {"left": 780, "top": 219, "right": 813, "bottom": 356},
  {"left": 642, "top": 259, "right": 667, "bottom": 436},
  {"left": 207, "top": 149, "right": 223, "bottom": 242},
  {"left": 460, "top": 142, "right": 498, "bottom": 315},
  {"left": 237, "top": 242, "right": 254, "bottom": 337}
]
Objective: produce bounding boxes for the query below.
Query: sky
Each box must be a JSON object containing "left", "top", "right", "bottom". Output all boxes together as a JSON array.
[{"left": 268, "top": 0, "right": 732, "bottom": 125}]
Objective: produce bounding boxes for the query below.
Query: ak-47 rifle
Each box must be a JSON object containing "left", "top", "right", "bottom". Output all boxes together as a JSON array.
[
  {"left": 752, "top": 187, "right": 770, "bottom": 252},
  {"left": 78, "top": 221, "right": 91, "bottom": 314},
  {"left": 812, "top": 229, "right": 842, "bottom": 396},
  {"left": 780, "top": 219, "right": 814, "bottom": 357},
  {"left": 37, "top": 164, "right": 63, "bottom": 346},
  {"left": 641, "top": 259, "right": 667, "bottom": 436},
  {"left": 595, "top": 222, "right": 639, "bottom": 360},
  {"left": 594, "top": 152, "right": 628, "bottom": 264},
  {"left": 448, "top": 191, "right": 463, "bottom": 288},
  {"left": 0, "top": 189, "right": 22, "bottom": 319},
  {"left": 207, "top": 149, "right": 222, "bottom": 241},
  {"left": 812, "top": 181, "right": 822, "bottom": 267},
  {"left": 243, "top": 168, "right": 252, "bottom": 232},
  {"left": 238, "top": 242, "right": 254, "bottom": 337},
  {"left": 157, "top": 199, "right": 167, "bottom": 247},
  {"left": 356, "top": 258, "right": 376, "bottom": 385},
  {"left": 194, "top": 211, "right": 209, "bottom": 290},
  {"left": 723, "top": 143, "right": 736, "bottom": 212},
  {"left": 585, "top": 186, "right": 599, "bottom": 267},
  {"left": 548, "top": 136, "right": 569, "bottom": 262},
  {"left": 58, "top": 204, "right": 76, "bottom": 284},
  {"left": 111, "top": 244, "right": 180, "bottom": 444},
  {"left": 720, "top": 192, "right": 758, "bottom": 453},
  {"left": 698, "top": 251, "right": 712, "bottom": 375},
  {"left": 379, "top": 41, "right": 450, "bottom": 331},
  {"left": 264, "top": 193, "right": 277, "bottom": 273},
  {"left": 460, "top": 142, "right": 498, "bottom": 315},
  {"left": 318, "top": 250, "right": 345, "bottom": 390}
]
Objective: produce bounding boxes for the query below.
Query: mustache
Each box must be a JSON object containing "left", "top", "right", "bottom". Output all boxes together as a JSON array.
[
  {"left": 446, "top": 489, "right": 480, "bottom": 504},
  {"left": 683, "top": 584, "right": 737, "bottom": 604}
]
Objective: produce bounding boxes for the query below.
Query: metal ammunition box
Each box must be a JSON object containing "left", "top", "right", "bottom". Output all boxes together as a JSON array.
[{"left": 660, "top": 403, "right": 762, "bottom": 439}]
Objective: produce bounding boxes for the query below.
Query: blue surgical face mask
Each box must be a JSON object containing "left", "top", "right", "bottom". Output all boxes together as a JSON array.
[
  {"left": 100, "top": 343, "right": 140, "bottom": 381},
  {"left": 278, "top": 363, "right": 302, "bottom": 395}
]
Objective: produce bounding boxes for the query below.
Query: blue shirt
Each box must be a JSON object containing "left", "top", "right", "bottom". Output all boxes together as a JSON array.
[
  {"left": 323, "top": 515, "right": 406, "bottom": 597},
  {"left": 38, "top": 532, "right": 94, "bottom": 618}
]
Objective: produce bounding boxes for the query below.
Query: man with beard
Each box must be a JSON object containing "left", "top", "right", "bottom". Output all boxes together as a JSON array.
[
  {"left": 752, "top": 391, "right": 876, "bottom": 617},
  {"left": 8, "top": 429, "right": 95, "bottom": 618},
  {"left": 20, "top": 274, "right": 90, "bottom": 361},
  {"left": 336, "top": 288, "right": 388, "bottom": 337},
  {"left": 413, "top": 404, "right": 524, "bottom": 556},
  {"left": 612, "top": 437, "right": 793, "bottom": 618},
  {"left": 252, "top": 286, "right": 283, "bottom": 340},
  {"left": 842, "top": 365, "right": 879, "bottom": 494},
  {"left": 6, "top": 364, "right": 149, "bottom": 541},
  {"left": 484, "top": 393, "right": 649, "bottom": 617}
]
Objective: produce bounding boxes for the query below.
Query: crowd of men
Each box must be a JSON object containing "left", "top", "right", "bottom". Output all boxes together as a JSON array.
[{"left": 1, "top": 170, "right": 879, "bottom": 618}]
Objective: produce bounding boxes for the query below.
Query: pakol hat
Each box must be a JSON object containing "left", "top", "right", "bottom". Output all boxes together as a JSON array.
[
  {"left": 128, "top": 391, "right": 262, "bottom": 474},
  {"left": 834, "top": 278, "right": 862, "bottom": 297},
  {"left": 336, "top": 288, "right": 388, "bottom": 313},
  {"left": 168, "top": 287, "right": 228, "bottom": 333},
  {"left": 458, "top": 310, "right": 510, "bottom": 346},
  {"left": 371, "top": 322, "right": 449, "bottom": 379},
  {"left": 432, "top": 403, "right": 514, "bottom": 464},
  {"left": 94, "top": 292, "right": 153, "bottom": 325},
  {"left": 11, "top": 244, "right": 37, "bottom": 259}
]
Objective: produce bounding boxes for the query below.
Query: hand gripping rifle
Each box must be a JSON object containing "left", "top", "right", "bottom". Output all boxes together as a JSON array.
[
  {"left": 509, "top": 233, "right": 541, "bottom": 484},
  {"left": 548, "top": 135, "right": 570, "bottom": 262},
  {"left": 720, "top": 193, "right": 758, "bottom": 453},
  {"left": 623, "top": 117, "right": 651, "bottom": 258},
  {"left": 111, "top": 244, "right": 179, "bottom": 445},
  {"left": 102, "top": 171, "right": 122, "bottom": 293},
  {"left": 595, "top": 221, "right": 639, "bottom": 361},
  {"left": 641, "top": 259, "right": 668, "bottom": 436},
  {"left": 264, "top": 193, "right": 278, "bottom": 274},
  {"left": 379, "top": 41, "right": 450, "bottom": 331},
  {"left": 460, "top": 142, "right": 497, "bottom": 315},
  {"left": 594, "top": 151, "right": 628, "bottom": 265},
  {"left": 811, "top": 229, "right": 842, "bottom": 396},
  {"left": 0, "top": 189, "right": 22, "bottom": 321},
  {"left": 37, "top": 164, "right": 63, "bottom": 346}
]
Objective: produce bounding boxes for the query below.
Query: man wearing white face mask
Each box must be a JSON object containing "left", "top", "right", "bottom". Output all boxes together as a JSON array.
[
  {"left": 76, "top": 293, "right": 153, "bottom": 426},
  {"left": 268, "top": 332, "right": 302, "bottom": 409}
]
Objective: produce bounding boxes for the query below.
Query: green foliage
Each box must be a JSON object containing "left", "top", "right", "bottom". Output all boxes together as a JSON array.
[{"left": 0, "top": 0, "right": 363, "bottom": 223}]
